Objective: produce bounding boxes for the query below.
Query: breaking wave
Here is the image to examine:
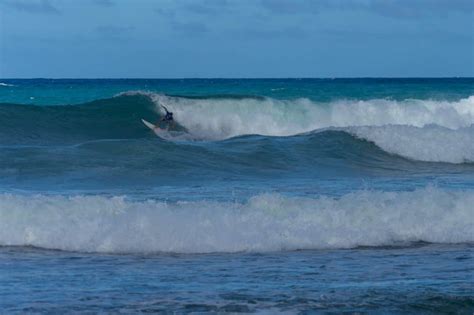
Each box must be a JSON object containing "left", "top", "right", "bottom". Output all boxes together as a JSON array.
[
  {"left": 142, "top": 92, "right": 474, "bottom": 163},
  {"left": 346, "top": 125, "right": 474, "bottom": 163},
  {"left": 1, "top": 93, "right": 473, "bottom": 163},
  {"left": 145, "top": 92, "right": 474, "bottom": 139},
  {"left": 0, "top": 187, "right": 472, "bottom": 253}
]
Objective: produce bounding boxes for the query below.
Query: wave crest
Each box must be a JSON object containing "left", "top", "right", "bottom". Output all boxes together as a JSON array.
[
  {"left": 346, "top": 125, "right": 474, "bottom": 163},
  {"left": 1, "top": 92, "right": 473, "bottom": 163},
  {"left": 1, "top": 187, "right": 472, "bottom": 253},
  {"left": 147, "top": 93, "right": 474, "bottom": 140}
]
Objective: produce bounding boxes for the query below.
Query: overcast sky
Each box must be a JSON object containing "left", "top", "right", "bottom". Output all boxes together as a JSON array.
[{"left": 0, "top": 0, "right": 473, "bottom": 78}]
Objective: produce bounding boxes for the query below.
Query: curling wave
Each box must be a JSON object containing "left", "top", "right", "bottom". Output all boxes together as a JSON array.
[
  {"left": 346, "top": 125, "right": 474, "bottom": 163},
  {"left": 1, "top": 93, "right": 473, "bottom": 163},
  {"left": 146, "top": 92, "right": 474, "bottom": 140},
  {"left": 0, "top": 187, "right": 472, "bottom": 253}
]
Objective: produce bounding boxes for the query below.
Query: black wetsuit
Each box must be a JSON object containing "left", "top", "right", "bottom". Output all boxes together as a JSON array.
[{"left": 161, "top": 105, "right": 173, "bottom": 122}]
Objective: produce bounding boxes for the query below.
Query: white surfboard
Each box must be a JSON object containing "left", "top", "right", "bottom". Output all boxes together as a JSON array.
[
  {"left": 141, "top": 118, "right": 158, "bottom": 131},
  {"left": 141, "top": 118, "right": 170, "bottom": 139},
  {"left": 142, "top": 118, "right": 191, "bottom": 141}
]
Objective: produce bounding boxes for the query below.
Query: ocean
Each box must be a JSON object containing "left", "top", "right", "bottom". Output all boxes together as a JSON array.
[{"left": 0, "top": 78, "right": 473, "bottom": 313}]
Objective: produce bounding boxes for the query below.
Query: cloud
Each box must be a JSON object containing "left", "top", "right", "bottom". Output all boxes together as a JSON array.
[
  {"left": 92, "top": 0, "right": 115, "bottom": 7},
  {"left": 322, "top": 28, "right": 473, "bottom": 43},
  {"left": 259, "top": 0, "right": 474, "bottom": 18},
  {"left": 171, "top": 21, "right": 209, "bottom": 36},
  {"left": 155, "top": 4, "right": 210, "bottom": 37},
  {"left": 96, "top": 25, "right": 134, "bottom": 34},
  {"left": 181, "top": 0, "right": 230, "bottom": 16},
  {"left": 155, "top": 0, "right": 234, "bottom": 18},
  {"left": 260, "top": 0, "right": 318, "bottom": 14},
  {"left": 155, "top": 7, "right": 176, "bottom": 18},
  {"left": 1, "top": 0, "right": 60, "bottom": 14},
  {"left": 95, "top": 25, "right": 134, "bottom": 40},
  {"left": 366, "top": 0, "right": 474, "bottom": 18},
  {"left": 237, "top": 26, "right": 307, "bottom": 40}
]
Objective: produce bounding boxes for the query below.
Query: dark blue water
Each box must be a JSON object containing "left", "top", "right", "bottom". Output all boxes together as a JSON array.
[
  {"left": 0, "top": 79, "right": 473, "bottom": 313},
  {"left": 1, "top": 245, "right": 472, "bottom": 313}
]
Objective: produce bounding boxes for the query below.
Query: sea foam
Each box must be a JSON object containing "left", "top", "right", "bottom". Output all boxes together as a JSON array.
[
  {"left": 346, "top": 125, "right": 474, "bottom": 163},
  {"left": 138, "top": 92, "right": 474, "bottom": 163},
  {"left": 144, "top": 93, "right": 474, "bottom": 140},
  {"left": 1, "top": 187, "right": 472, "bottom": 253}
]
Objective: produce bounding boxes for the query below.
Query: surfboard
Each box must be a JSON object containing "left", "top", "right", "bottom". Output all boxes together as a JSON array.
[
  {"left": 142, "top": 118, "right": 190, "bottom": 141},
  {"left": 141, "top": 118, "right": 170, "bottom": 139},
  {"left": 141, "top": 118, "right": 158, "bottom": 131}
]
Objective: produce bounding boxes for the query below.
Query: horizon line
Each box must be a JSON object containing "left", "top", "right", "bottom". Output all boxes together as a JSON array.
[{"left": 2, "top": 76, "right": 473, "bottom": 80}]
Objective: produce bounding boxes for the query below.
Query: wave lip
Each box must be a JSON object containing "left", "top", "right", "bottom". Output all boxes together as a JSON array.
[
  {"left": 346, "top": 124, "right": 474, "bottom": 164},
  {"left": 145, "top": 93, "right": 474, "bottom": 140},
  {"left": 145, "top": 91, "right": 474, "bottom": 163},
  {"left": 1, "top": 92, "right": 473, "bottom": 164},
  {"left": 1, "top": 187, "right": 472, "bottom": 254}
]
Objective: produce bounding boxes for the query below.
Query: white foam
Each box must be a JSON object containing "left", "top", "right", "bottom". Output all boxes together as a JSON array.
[
  {"left": 125, "top": 91, "right": 474, "bottom": 163},
  {"left": 1, "top": 187, "right": 472, "bottom": 253},
  {"left": 0, "top": 83, "right": 14, "bottom": 87},
  {"left": 347, "top": 125, "right": 474, "bottom": 163},
  {"left": 143, "top": 93, "right": 474, "bottom": 140}
]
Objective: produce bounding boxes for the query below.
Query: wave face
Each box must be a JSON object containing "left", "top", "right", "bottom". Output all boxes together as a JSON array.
[
  {"left": 147, "top": 93, "right": 474, "bottom": 140},
  {"left": 0, "top": 187, "right": 472, "bottom": 253},
  {"left": 2, "top": 92, "right": 473, "bottom": 164},
  {"left": 0, "top": 94, "right": 157, "bottom": 145}
]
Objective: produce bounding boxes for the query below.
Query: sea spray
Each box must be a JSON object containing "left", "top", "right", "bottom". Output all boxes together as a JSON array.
[
  {"left": 145, "top": 93, "right": 474, "bottom": 139},
  {"left": 1, "top": 93, "right": 473, "bottom": 164},
  {"left": 346, "top": 125, "right": 474, "bottom": 163},
  {"left": 1, "top": 187, "right": 472, "bottom": 253}
]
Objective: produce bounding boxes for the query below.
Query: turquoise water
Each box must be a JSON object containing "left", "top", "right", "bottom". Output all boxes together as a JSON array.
[
  {"left": 2, "top": 78, "right": 473, "bottom": 105},
  {"left": 0, "top": 79, "right": 473, "bottom": 313}
]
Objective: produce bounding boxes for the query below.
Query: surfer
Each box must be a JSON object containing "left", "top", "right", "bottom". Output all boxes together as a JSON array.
[{"left": 160, "top": 104, "right": 174, "bottom": 129}]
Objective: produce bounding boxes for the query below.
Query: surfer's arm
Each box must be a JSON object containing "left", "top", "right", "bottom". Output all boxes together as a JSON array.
[{"left": 161, "top": 104, "right": 169, "bottom": 114}]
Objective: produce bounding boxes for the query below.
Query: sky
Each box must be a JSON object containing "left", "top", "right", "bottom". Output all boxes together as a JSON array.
[{"left": 0, "top": 0, "right": 473, "bottom": 78}]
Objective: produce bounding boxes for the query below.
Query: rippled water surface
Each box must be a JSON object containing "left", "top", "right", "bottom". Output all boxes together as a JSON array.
[{"left": 1, "top": 79, "right": 473, "bottom": 313}]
